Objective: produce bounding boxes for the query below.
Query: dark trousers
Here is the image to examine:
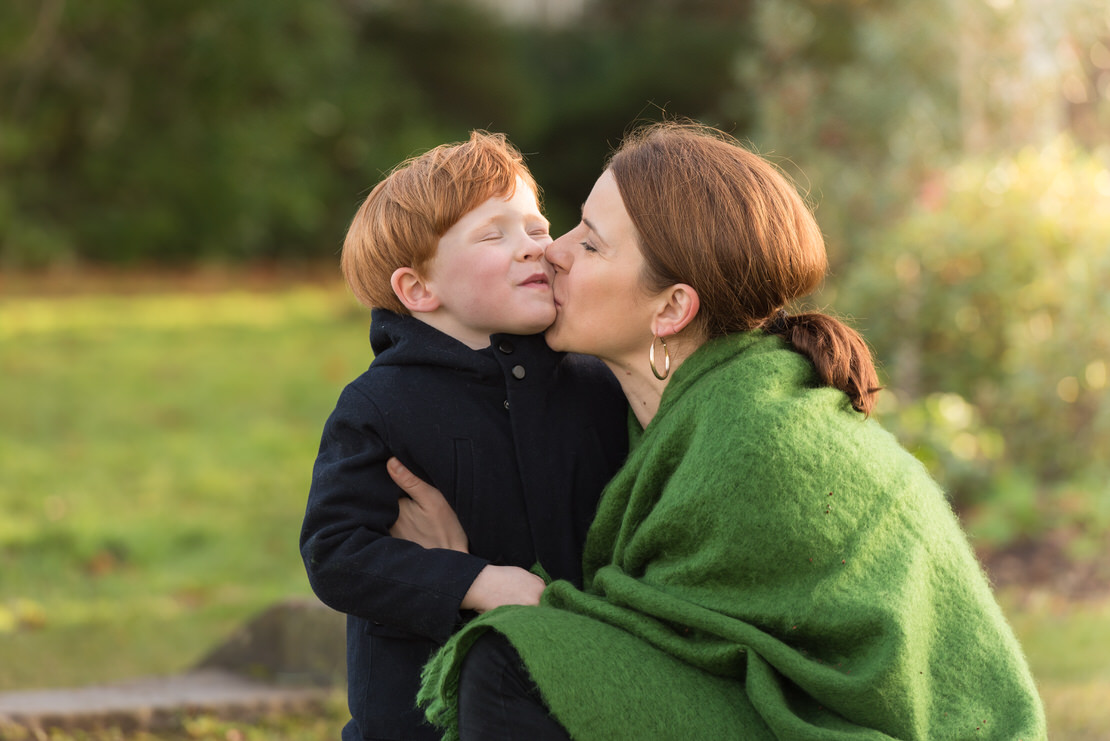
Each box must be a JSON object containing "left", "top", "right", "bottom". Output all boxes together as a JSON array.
[{"left": 457, "top": 631, "right": 572, "bottom": 741}]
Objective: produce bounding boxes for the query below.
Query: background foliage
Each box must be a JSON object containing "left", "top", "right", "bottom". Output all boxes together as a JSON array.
[
  {"left": 2, "top": 0, "right": 1109, "bottom": 640},
  {"left": 836, "top": 142, "right": 1110, "bottom": 550},
  {"left": 0, "top": 0, "right": 757, "bottom": 265}
]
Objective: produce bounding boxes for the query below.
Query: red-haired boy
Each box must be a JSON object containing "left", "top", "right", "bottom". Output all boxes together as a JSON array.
[{"left": 300, "top": 132, "right": 627, "bottom": 741}]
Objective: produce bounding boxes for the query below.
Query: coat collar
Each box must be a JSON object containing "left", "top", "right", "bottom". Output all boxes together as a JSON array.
[{"left": 368, "top": 308, "right": 561, "bottom": 384}]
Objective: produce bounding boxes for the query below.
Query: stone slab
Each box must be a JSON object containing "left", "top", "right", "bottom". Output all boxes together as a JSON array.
[
  {"left": 0, "top": 669, "right": 334, "bottom": 733},
  {"left": 0, "top": 598, "right": 347, "bottom": 733}
]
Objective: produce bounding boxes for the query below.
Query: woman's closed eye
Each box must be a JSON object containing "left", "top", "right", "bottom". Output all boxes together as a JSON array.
[{"left": 580, "top": 240, "right": 598, "bottom": 253}]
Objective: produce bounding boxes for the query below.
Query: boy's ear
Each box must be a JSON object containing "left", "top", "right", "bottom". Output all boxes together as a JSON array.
[
  {"left": 390, "top": 267, "right": 441, "bottom": 314},
  {"left": 651, "top": 283, "right": 700, "bottom": 338}
]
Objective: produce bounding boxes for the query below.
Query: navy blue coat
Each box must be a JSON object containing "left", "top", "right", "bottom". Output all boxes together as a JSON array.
[{"left": 300, "top": 310, "right": 629, "bottom": 741}]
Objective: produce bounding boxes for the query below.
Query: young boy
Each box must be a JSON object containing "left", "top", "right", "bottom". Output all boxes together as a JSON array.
[{"left": 300, "top": 132, "right": 629, "bottom": 741}]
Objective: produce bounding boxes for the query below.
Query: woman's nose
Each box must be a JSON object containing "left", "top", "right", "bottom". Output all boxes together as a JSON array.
[{"left": 544, "top": 234, "right": 571, "bottom": 270}]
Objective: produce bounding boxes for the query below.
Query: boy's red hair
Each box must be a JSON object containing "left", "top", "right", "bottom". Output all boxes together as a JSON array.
[{"left": 342, "top": 131, "right": 539, "bottom": 313}]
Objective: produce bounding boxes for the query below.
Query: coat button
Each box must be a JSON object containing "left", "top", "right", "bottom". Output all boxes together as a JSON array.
[
  {"left": 503, "top": 399, "right": 510, "bottom": 409},
  {"left": 498, "top": 340, "right": 515, "bottom": 354},
  {"left": 511, "top": 365, "right": 526, "bottom": 379}
]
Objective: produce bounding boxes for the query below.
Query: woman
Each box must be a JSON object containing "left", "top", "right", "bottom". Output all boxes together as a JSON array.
[{"left": 394, "top": 122, "right": 1046, "bottom": 740}]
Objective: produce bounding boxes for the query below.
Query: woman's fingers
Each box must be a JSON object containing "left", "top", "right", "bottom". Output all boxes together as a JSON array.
[
  {"left": 387, "top": 457, "right": 469, "bottom": 552},
  {"left": 387, "top": 456, "right": 433, "bottom": 505}
]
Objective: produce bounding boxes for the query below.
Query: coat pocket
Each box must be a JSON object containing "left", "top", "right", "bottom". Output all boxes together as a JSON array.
[{"left": 357, "top": 624, "right": 439, "bottom": 739}]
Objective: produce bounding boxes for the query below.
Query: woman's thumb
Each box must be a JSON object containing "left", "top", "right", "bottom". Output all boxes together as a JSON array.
[{"left": 387, "top": 457, "right": 423, "bottom": 496}]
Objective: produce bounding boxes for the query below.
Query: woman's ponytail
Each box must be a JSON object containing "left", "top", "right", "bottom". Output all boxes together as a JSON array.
[{"left": 766, "top": 311, "right": 881, "bottom": 416}]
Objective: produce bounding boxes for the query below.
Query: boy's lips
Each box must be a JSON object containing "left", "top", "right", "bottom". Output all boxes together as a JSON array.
[{"left": 520, "top": 273, "right": 551, "bottom": 288}]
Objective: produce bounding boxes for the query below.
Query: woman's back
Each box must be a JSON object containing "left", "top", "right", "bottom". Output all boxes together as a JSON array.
[{"left": 528, "top": 332, "right": 1043, "bottom": 739}]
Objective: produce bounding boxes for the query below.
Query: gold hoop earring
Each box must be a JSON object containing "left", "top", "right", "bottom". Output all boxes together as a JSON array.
[{"left": 649, "top": 335, "right": 671, "bottom": 381}]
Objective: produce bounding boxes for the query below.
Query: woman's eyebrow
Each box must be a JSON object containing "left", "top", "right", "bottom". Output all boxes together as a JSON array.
[{"left": 582, "top": 216, "right": 610, "bottom": 248}]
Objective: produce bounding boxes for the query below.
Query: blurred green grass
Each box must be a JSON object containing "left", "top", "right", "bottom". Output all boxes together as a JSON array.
[
  {"left": 999, "top": 590, "right": 1110, "bottom": 740},
  {"left": 0, "top": 284, "right": 369, "bottom": 689},
  {"left": 1, "top": 282, "right": 1108, "bottom": 738}
]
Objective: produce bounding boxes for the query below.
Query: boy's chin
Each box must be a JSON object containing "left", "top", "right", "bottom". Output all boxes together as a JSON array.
[
  {"left": 518, "top": 319, "right": 556, "bottom": 337},
  {"left": 519, "top": 308, "right": 557, "bottom": 336}
]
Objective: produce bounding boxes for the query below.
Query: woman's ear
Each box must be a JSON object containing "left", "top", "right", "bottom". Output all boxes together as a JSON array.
[
  {"left": 652, "top": 283, "right": 700, "bottom": 338},
  {"left": 390, "top": 267, "right": 441, "bottom": 314}
]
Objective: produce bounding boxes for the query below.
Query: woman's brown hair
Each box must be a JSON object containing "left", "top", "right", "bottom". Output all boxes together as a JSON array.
[{"left": 607, "top": 121, "right": 880, "bottom": 415}]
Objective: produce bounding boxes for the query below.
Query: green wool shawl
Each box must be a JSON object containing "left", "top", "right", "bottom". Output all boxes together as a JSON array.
[{"left": 419, "top": 332, "right": 1046, "bottom": 740}]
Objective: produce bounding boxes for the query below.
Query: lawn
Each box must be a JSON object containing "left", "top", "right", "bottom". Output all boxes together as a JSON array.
[
  {"left": 0, "top": 273, "right": 368, "bottom": 691},
  {"left": 1, "top": 273, "right": 1108, "bottom": 739}
]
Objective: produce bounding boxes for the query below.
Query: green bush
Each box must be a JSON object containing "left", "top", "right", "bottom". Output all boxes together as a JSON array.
[
  {"left": 737, "top": 0, "right": 961, "bottom": 269},
  {"left": 835, "top": 138, "right": 1110, "bottom": 541},
  {"left": 0, "top": 1, "right": 472, "bottom": 265},
  {"left": 0, "top": 0, "right": 756, "bottom": 265}
]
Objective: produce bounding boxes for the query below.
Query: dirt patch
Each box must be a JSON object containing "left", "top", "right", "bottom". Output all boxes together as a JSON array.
[
  {"left": 978, "top": 533, "right": 1110, "bottom": 602},
  {"left": 0, "top": 669, "right": 333, "bottom": 735},
  {"left": 0, "top": 260, "right": 343, "bottom": 297}
]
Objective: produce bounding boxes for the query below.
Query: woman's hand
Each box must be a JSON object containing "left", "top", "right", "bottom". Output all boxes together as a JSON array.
[
  {"left": 387, "top": 457, "right": 470, "bottom": 552},
  {"left": 387, "top": 457, "right": 545, "bottom": 611},
  {"left": 461, "top": 565, "right": 546, "bottom": 613}
]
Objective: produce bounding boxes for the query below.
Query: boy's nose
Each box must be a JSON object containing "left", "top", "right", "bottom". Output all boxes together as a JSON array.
[{"left": 519, "top": 233, "right": 547, "bottom": 261}]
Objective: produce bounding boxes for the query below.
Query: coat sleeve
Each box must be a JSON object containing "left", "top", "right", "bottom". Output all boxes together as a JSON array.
[{"left": 299, "top": 384, "right": 489, "bottom": 644}]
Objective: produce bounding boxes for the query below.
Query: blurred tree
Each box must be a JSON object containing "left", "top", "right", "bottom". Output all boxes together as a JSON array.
[
  {"left": 2, "top": 1, "right": 368, "bottom": 263},
  {"left": 956, "top": 0, "right": 1110, "bottom": 153},
  {"left": 352, "top": 0, "right": 531, "bottom": 131},
  {"left": 836, "top": 141, "right": 1110, "bottom": 534},
  {"left": 0, "top": 0, "right": 505, "bottom": 265},
  {"left": 513, "top": 0, "right": 756, "bottom": 229},
  {"left": 734, "top": 0, "right": 963, "bottom": 270},
  {"left": 0, "top": 0, "right": 761, "bottom": 264},
  {"left": 337, "top": 0, "right": 757, "bottom": 231},
  {"left": 0, "top": 0, "right": 960, "bottom": 265}
]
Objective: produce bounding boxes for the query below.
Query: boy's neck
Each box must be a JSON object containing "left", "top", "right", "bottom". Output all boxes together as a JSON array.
[{"left": 409, "top": 311, "right": 492, "bottom": 350}]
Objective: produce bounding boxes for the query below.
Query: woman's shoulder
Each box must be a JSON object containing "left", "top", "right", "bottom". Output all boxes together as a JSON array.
[
  {"left": 672, "top": 335, "right": 906, "bottom": 460},
  {"left": 674, "top": 335, "right": 821, "bottom": 416}
]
